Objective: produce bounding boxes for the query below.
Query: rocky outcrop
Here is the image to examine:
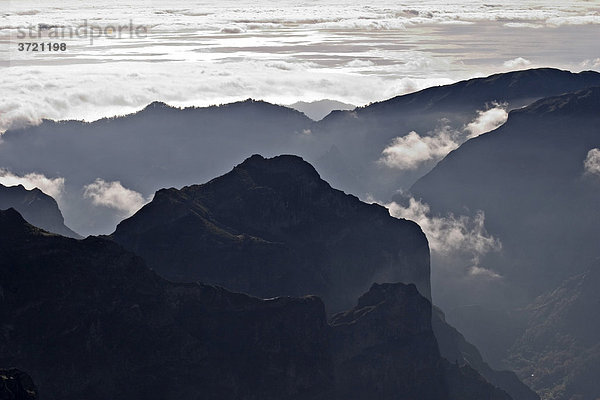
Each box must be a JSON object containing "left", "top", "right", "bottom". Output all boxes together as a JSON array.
[
  {"left": 0, "top": 369, "right": 37, "bottom": 400},
  {"left": 112, "top": 154, "right": 431, "bottom": 311},
  {"left": 0, "top": 208, "right": 510, "bottom": 400},
  {"left": 329, "top": 283, "right": 511, "bottom": 400},
  {"left": 0, "top": 184, "right": 79, "bottom": 238},
  {"left": 330, "top": 283, "right": 446, "bottom": 400},
  {"left": 0, "top": 208, "right": 331, "bottom": 400}
]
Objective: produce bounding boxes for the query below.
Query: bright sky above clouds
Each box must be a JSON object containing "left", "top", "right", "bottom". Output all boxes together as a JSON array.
[{"left": 0, "top": 0, "right": 599, "bottom": 131}]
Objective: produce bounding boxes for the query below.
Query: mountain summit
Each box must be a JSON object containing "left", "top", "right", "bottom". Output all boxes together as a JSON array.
[{"left": 113, "top": 154, "right": 431, "bottom": 311}]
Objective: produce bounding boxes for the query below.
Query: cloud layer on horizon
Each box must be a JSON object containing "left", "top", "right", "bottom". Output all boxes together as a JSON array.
[{"left": 1, "top": 0, "right": 598, "bottom": 132}]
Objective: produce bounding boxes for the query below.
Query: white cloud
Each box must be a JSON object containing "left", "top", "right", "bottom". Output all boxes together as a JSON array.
[
  {"left": 503, "top": 57, "right": 532, "bottom": 69},
  {"left": 386, "top": 197, "right": 501, "bottom": 257},
  {"left": 347, "top": 59, "right": 375, "bottom": 68},
  {"left": 580, "top": 58, "right": 600, "bottom": 69},
  {"left": 465, "top": 105, "right": 508, "bottom": 138},
  {"left": 0, "top": 169, "right": 65, "bottom": 200},
  {"left": 546, "top": 15, "right": 600, "bottom": 27},
  {"left": 584, "top": 148, "right": 600, "bottom": 176},
  {"left": 378, "top": 127, "right": 459, "bottom": 170},
  {"left": 220, "top": 25, "right": 246, "bottom": 34},
  {"left": 379, "top": 106, "right": 509, "bottom": 170},
  {"left": 468, "top": 266, "right": 502, "bottom": 280},
  {"left": 83, "top": 179, "right": 148, "bottom": 216},
  {"left": 1, "top": 1, "right": 598, "bottom": 133},
  {"left": 503, "top": 22, "right": 543, "bottom": 29}
]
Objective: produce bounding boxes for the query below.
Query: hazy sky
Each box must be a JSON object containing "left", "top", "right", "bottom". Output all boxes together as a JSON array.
[{"left": 1, "top": 0, "right": 599, "bottom": 131}]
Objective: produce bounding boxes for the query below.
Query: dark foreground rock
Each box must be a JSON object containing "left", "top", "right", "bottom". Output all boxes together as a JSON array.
[{"left": 0, "top": 208, "right": 509, "bottom": 400}]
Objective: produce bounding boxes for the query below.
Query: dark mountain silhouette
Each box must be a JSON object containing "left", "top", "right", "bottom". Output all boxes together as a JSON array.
[
  {"left": 0, "top": 184, "right": 80, "bottom": 238},
  {"left": 0, "top": 369, "right": 38, "bottom": 400},
  {"left": 112, "top": 154, "right": 431, "bottom": 311},
  {"left": 1, "top": 68, "right": 598, "bottom": 235},
  {"left": 0, "top": 208, "right": 510, "bottom": 400},
  {"left": 508, "top": 265, "right": 600, "bottom": 400},
  {"left": 0, "top": 99, "right": 315, "bottom": 235},
  {"left": 410, "top": 87, "right": 600, "bottom": 396},
  {"left": 111, "top": 154, "right": 534, "bottom": 398}
]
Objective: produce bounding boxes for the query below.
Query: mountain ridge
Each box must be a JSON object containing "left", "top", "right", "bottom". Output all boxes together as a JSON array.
[{"left": 113, "top": 154, "right": 431, "bottom": 310}]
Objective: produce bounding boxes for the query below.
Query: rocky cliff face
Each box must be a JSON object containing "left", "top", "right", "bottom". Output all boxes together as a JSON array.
[
  {"left": 330, "top": 283, "right": 446, "bottom": 400},
  {"left": 0, "top": 208, "right": 331, "bottom": 400},
  {"left": 112, "top": 154, "right": 431, "bottom": 311},
  {"left": 0, "top": 369, "right": 37, "bottom": 400},
  {"left": 0, "top": 184, "right": 79, "bottom": 238},
  {"left": 0, "top": 208, "right": 509, "bottom": 400},
  {"left": 328, "top": 282, "right": 512, "bottom": 400}
]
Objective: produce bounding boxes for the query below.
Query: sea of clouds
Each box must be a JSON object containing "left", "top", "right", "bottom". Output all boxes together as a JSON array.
[{"left": 1, "top": 0, "right": 599, "bottom": 132}]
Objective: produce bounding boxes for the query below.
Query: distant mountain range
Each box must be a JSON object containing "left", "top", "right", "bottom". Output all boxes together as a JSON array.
[
  {"left": 1, "top": 68, "right": 598, "bottom": 235},
  {"left": 287, "top": 99, "right": 356, "bottom": 121},
  {"left": 0, "top": 207, "right": 511, "bottom": 400}
]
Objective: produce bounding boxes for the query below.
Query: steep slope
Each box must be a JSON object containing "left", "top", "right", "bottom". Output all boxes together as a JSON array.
[
  {"left": 508, "top": 266, "right": 600, "bottom": 400},
  {"left": 314, "top": 68, "right": 600, "bottom": 198},
  {"left": 0, "top": 184, "right": 80, "bottom": 238},
  {"left": 329, "top": 283, "right": 511, "bottom": 400},
  {"left": 112, "top": 154, "right": 431, "bottom": 311},
  {"left": 0, "top": 208, "right": 508, "bottom": 400},
  {"left": 433, "top": 309, "right": 539, "bottom": 400},
  {"left": 410, "top": 87, "right": 600, "bottom": 393},
  {"left": 411, "top": 87, "right": 600, "bottom": 296}
]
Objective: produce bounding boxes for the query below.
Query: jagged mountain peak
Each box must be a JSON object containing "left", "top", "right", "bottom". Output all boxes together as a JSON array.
[
  {"left": 113, "top": 155, "right": 431, "bottom": 311},
  {"left": 0, "top": 183, "right": 80, "bottom": 238}
]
